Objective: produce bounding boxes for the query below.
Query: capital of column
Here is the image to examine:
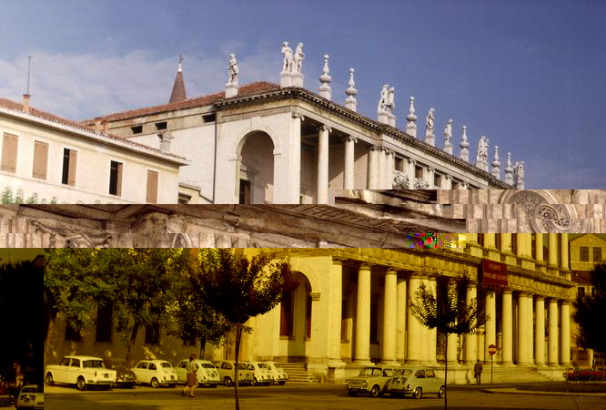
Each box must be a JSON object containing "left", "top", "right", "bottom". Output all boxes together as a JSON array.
[
  {"left": 292, "top": 112, "right": 305, "bottom": 121},
  {"left": 344, "top": 135, "right": 358, "bottom": 144},
  {"left": 318, "top": 124, "right": 332, "bottom": 134},
  {"left": 331, "top": 256, "right": 346, "bottom": 266}
]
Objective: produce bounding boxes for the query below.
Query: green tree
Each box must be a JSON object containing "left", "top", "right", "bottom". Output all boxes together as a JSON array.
[
  {"left": 410, "top": 277, "right": 483, "bottom": 410},
  {"left": 44, "top": 249, "right": 202, "bottom": 364},
  {"left": 573, "top": 263, "right": 606, "bottom": 353},
  {"left": 192, "top": 249, "right": 291, "bottom": 410}
]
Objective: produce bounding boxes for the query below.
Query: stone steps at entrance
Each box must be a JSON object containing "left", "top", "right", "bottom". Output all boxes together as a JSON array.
[
  {"left": 441, "top": 364, "right": 566, "bottom": 384},
  {"left": 281, "top": 363, "right": 321, "bottom": 383}
]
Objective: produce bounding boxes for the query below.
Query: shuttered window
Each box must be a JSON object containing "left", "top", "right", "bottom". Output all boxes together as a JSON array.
[
  {"left": 1, "top": 133, "right": 18, "bottom": 172},
  {"left": 109, "top": 161, "right": 123, "bottom": 196},
  {"left": 32, "top": 141, "right": 49, "bottom": 179},
  {"left": 146, "top": 170, "right": 158, "bottom": 203},
  {"left": 61, "top": 148, "right": 77, "bottom": 185}
]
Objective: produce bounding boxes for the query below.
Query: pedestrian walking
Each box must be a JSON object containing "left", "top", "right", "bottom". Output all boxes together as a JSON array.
[
  {"left": 182, "top": 354, "right": 199, "bottom": 398},
  {"left": 474, "top": 360, "right": 483, "bottom": 384}
]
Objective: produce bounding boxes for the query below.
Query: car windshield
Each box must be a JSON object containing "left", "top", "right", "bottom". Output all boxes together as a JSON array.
[
  {"left": 273, "top": 363, "right": 283, "bottom": 369},
  {"left": 359, "top": 367, "right": 382, "bottom": 376},
  {"left": 161, "top": 362, "right": 172, "bottom": 368},
  {"left": 236, "top": 363, "right": 249, "bottom": 370},
  {"left": 257, "top": 363, "right": 267, "bottom": 369},
  {"left": 401, "top": 369, "right": 413, "bottom": 377},
  {"left": 83, "top": 360, "right": 105, "bottom": 368},
  {"left": 201, "top": 363, "right": 215, "bottom": 369},
  {"left": 21, "top": 387, "right": 36, "bottom": 393}
]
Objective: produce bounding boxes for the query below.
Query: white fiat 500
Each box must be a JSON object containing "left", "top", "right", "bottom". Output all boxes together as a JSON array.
[
  {"left": 384, "top": 368, "right": 445, "bottom": 399},
  {"left": 132, "top": 360, "right": 178, "bottom": 388},
  {"left": 265, "top": 361, "right": 288, "bottom": 385},
  {"left": 174, "top": 359, "right": 220, "bottom": 387}
]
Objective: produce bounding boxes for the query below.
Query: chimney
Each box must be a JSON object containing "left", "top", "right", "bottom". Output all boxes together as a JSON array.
[
  {"left": 94, "top": 121, "right": 102, "bottom": 133},
  {"left": 22, "top": 94, "right": 31, "bottom": 113},
  {"left": 158, "top": 132, "right": 174, "bottom": 154}
]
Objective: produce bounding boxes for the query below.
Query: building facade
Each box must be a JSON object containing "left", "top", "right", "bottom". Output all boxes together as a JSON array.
[
  {"left": 87, "top": 50, "right": 522, "bottom": 205},
  {"left": 0, "top": 96, "right": 188, "bottom": 204}
]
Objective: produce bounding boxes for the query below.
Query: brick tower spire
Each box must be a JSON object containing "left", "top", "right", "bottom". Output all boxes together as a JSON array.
[{"left": 169, "top": 55, "right": 187, "bottom": 103}]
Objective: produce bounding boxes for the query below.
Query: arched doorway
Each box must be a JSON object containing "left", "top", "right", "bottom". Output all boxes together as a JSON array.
[
  {"left": 280, "top": 271, "right": 312, "bottom": 361},
  {"left": 239, "top": 131, "right": 274, "bottom": 204}
]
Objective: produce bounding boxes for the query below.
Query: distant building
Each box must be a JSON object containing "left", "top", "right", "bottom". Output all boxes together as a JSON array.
[
  {"left": 569, "top": 234, "right": 606, "bottom": 368},
  {"left": 0, "top": 95, "right": 188, "bottom": 203}
]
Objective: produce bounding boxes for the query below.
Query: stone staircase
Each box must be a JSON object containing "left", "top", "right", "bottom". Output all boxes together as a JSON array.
[
  {"left": 281, "top": 362, "right": 321, "bottom": 383},
  {"left": 441, "top": 364, "right": 567, "bottom": 384}
]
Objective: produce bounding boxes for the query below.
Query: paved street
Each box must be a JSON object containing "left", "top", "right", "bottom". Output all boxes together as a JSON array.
[{"left": 43, "top": 382, "right": 606, "bottom": 410}]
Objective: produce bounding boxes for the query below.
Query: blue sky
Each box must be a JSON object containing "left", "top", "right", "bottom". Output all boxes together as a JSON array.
[{"left": 1, "top": 0, "right": 604, "bottom": 189}]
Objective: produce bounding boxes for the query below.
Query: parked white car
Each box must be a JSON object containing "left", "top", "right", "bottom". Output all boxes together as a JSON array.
[
  {"left": 213, "top": 361, "right": 254, "bottom": 386},
  {"left": 45, "top": 355, "right": 117, "bottom": 390},
  {"left": 174, "top": 359, "right": 220, "bottom": 387},
  {"left": 244, "top": 361, "right": 273, "bottom": 386},
  {"left": 132, "top": 360, "right": 178, "bottom": 388},
  {"left": 265, "top": 361, "right": 288, "bottom": 385},
  {"left": 384, "top": 367, "right": 445, "bottom": 399},
  {"left": 15, "top": 385, "right": 44, "bottom": 410}
]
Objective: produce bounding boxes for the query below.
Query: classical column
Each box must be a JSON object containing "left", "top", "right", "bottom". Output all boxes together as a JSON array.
[
  {"left": 289, "top": 113, "right": 303, "bottom": 203},
  {"left": 343, "top": 136, "right": 356, "bottom": 190},
  {"left": 517, "top": 233, "right": 532, "bottom": 258},
  {"left": 548, "top": 299, "right": 559, "bottom": 366},
  {"left": 407, "top": 276, "right": 424, "bottom": 363},
  {"left": 385, "top": 150, "right": 395, "bottom": 189},
  {"left": 535, "top": 234, "right": 544, "bottom": 263},
  {"left": 560, "top": 233, "right": 569, "bottom": 271},
  {"left": 535, "top": 297, "right": 546, "bottom": 366},
  {"left": 548, "top": 233, "right": 558, "bottom": 267},
  {"left": 485, "top": 290, "right": 497, "bottom": 359},
  {"left": 396, "top": 277, "right": 407, "bottom": 362},
  {"left": 501, "top": 290, "right": 513, "bottom": 365},
  {"left": 354, "top": 265, "right": 372, "bottom": 364},
  {"left": 381, "top": 269, "right": 398, "bottom": 364},
  {"left": 484, "top": 233, "right": 496, "bottom": 248},
  {"left": 378, "top": 148, "right": 387, "bottom": 189},
  {"left": 465, "top": 284, "right": 478, "bottom": 363},
  {"left": 368, "top": 146, "right": 379, "bottom": 189},
  {"left": 327, "top": 258, "right": 344, "bottom": 366},
  {"left": 560, "top": 301, "right": 571, "bottom": 366},
  {"left": 500, "top": 234, "right": 512, "bottom": 253},
  {"left": 317, "top": 125, "right": 331, "bottom": 204},
  {"left": 518, "top": 293, "right": 533, "bottom": 365}
]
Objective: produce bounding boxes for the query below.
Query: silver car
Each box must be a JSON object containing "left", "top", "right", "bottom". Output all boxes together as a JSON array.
[{"left": 384, "top": 368, "right": 445, "bottom": 399}]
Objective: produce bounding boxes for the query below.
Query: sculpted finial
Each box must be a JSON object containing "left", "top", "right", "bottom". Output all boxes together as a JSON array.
[{"left": 345, "top": 68, "right": 358, "bottom": 111}]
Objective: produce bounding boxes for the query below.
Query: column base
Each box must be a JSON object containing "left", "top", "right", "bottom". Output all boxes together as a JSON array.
[
  {"left": 379, "top": 359, "right": 399, "bottom": 366},
  {"left": 353, "top": 359, "right": 374, "bottom": 366}
]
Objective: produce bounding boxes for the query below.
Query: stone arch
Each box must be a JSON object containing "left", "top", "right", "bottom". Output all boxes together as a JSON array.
[
  {"left": 280, "top": 271, "right": 312, "bottom": 360},
  {"left": 231, "top": 121, "right": 283, "bottom": 159},
  {"left": 237, "top": 131, "right": 275, "bottom": 204}
]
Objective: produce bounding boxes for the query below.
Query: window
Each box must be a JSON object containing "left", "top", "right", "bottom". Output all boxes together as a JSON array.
[
  {"left": 146, "top": 170, "right": 159, "bottom": 203},
  {"left": 1, "top": 132, "right": 18, "bottom": 172},
  {"left": 239, "top": 179, "right": 251, "bottom": 204},
  {"left": 580, "top": 246, "right": 589, "bottom": 262},
  {"left": 145, "top": 323, "right": 160, "bottom": 344},
  {"left": 202, "top": 113, "right": 216, "bottom": 123},
  {"left": 415, "top": 165, "right": 424, "bottom": 179},
  {"left": 434, "top": 173, "right": 442, "bottom": 188},
  {"left": 32, "top": 141, "right": 49, "bottom": 179},
  {"left": 96, "top": 304, "right": 113, "bottom": 343},
  {"left": 578, "top": 287, "right": 586, "bottom": 297},
  {"left": 594, "top": 247, "right": 603, "bottom": 263},
  {"left": 61, "top": 148, "right": 77, "bottom": 185},
  {"left": 109, "top": 161, "right": 123, "bottom": 196},
  {"left": 155, "top": 121, "right": 167, "bottom": 131},
  {"left": 131, "top": 125, "right": 143, "bottom": 134},
  {"left": 395, "top": 157, "right": 403, "bottom": 172}
]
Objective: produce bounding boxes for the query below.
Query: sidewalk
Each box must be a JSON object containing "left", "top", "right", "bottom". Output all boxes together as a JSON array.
[{"left": 451, "top": 381, "right": 606, "bottom": 396}]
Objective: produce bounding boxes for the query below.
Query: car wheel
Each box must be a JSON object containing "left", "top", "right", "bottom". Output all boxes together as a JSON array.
[
  {"left": 438, "top": 386, "right": 446, "bottom": 398},
  {"left": 224, "top": 377, "right": 233, "bottom": 386},
  {"left": 370, "top": 385, "right": 381, "bottom": 397},
  {"left": 279, "top": 381, "right": 286, "bottom": 385},
  {"left": 413, "top": 387, "right": 422, "bottom": 399},
  {"left": 168, "top": 384, "right": 176, "bottom": 388},
  {"left": 76, "top": 377, "right": 87, "bottom": 391},
  {"left": 347, "top": 389, "right": 357, "bottom": 397},
  {"left": 150, "top": 377, "right": 160, "bottom": 388},
  {"left": 45, "top": 372, "right": 54, "bottom": 386}
]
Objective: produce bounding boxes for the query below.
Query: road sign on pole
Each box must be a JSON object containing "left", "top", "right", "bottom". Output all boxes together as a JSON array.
[{"left": 488, "top": 344, "right": 497, "bottom": 384}]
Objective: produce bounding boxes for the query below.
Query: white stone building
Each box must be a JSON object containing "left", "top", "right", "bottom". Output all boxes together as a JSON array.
[
  {"left": 0, "top": 96, "right": 188, "bottom": 204},
  {"left": 86, "top": 48, "right": 522, "bottom": 205}
]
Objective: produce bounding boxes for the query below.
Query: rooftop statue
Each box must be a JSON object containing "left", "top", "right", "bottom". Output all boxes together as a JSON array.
[
  {"left": 227, "top": 53, "right": 239, "bottom": 85},
  {"left": 378, "top": 84, "right": 390, "bottom": 112},
  {"left": 477, "top": 136, "right": 489, "bottom": 163},
  {"left": 425, "top": 108, "right": 435, "bottom": 135},
  {"left": 282, "top": 41, "right": 293, "bottom": 73},
  {"left": 444, "top": 119, "right": 453, "bottom": 144},
  {"left": 294, "top": 42, "right": 305, "bottom": 73}
]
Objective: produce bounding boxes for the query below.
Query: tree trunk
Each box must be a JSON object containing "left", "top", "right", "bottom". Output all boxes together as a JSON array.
[
  {"left": 234, "top": 324, "right": 242, "bottom": 410},
  {"left": 125, "top": 323, "right": 139, "bottom": 366}
]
